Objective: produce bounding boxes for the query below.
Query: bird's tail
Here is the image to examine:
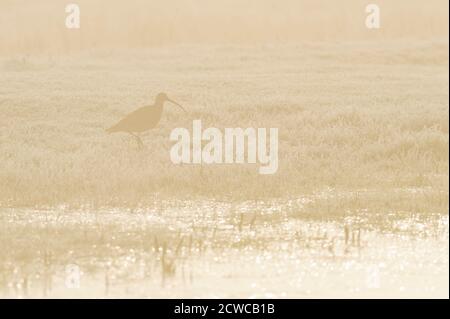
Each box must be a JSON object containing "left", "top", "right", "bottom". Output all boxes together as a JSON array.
[{"left": 105, "top": 125, "right": 117, "bottom": 133}]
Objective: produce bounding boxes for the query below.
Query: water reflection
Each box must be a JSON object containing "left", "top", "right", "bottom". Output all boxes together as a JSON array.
[{"left": 0, "top": 197, "right": 448, "bottom": 298}]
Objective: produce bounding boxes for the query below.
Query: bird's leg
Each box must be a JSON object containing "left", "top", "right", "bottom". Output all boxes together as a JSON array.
[
  {"left": 129, "top": 132, "right": 144, "bottom": 149},
  {"left": 136, "top": 134, "right": 144, "bottom": 149}
]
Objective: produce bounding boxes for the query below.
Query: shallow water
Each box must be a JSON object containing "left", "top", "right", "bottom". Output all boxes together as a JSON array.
[{"left": 0, "top": 198, "right": 448, "bottom": 298}]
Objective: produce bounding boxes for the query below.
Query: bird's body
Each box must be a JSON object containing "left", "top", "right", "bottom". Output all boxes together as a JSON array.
[
  {"left": 106, "top": 92, "right": 185, "bottom": 148},
  {"left": 106, "top": 103, "right": 163, "bottom": 133}
]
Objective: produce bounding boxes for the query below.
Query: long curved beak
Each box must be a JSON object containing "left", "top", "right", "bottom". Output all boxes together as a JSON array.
[{"left": 167, "top": 98, "right": 186, "bottom": 113}]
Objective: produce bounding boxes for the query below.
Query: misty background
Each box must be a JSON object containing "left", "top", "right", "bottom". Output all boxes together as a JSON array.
[{"left": 0, "top": 0, "right": 448, "bottom": 55}]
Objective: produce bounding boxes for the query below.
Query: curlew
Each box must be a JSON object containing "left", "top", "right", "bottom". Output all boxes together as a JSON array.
[{"left": 106, "top": 92, "right": 185, "bottom": 147}]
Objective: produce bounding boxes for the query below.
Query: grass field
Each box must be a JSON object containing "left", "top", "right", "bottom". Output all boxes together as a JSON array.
[
  {"left": 0, "top": 0, "right": 448, "bottom": 298},
  {"left": 0, "top": 41, "right": 448, "bottom": 298},
  {"left": 0, "top": 41, "right": 448, "bottom": 207}
]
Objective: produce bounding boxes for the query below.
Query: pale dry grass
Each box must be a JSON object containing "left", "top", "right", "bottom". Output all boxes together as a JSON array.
[{"left": 0, "top": 41, "right": 448, "bottom": 208}]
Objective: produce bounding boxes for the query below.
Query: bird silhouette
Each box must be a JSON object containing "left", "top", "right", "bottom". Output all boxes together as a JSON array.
[{"left": 106, "top": 92, "right": 185, "bottom": 147}]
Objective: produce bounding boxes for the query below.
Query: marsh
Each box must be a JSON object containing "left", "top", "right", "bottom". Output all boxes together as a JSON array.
[{"left": 0, "top": 0, "right": 448, "bottom": 299}]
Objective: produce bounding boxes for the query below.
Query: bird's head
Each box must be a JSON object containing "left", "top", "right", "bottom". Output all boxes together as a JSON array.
[{"left": 156, "top": 92, "right": 186, "bottom": 112}]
